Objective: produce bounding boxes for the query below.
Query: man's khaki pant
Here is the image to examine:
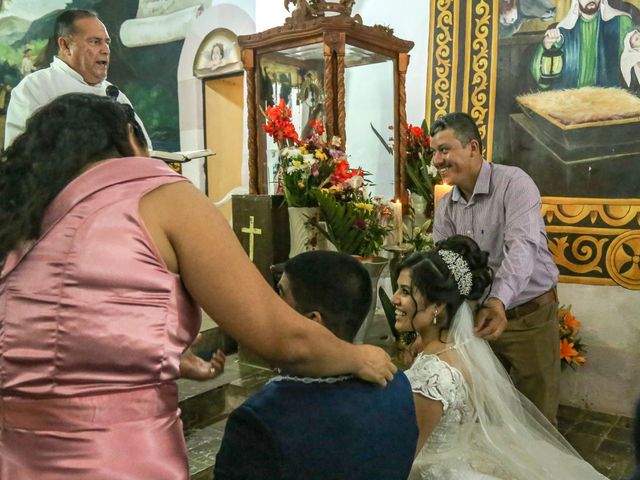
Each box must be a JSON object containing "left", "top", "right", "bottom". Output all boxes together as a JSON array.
[{"left": 490, "top": 301, "right": 560, "bottom": 424}]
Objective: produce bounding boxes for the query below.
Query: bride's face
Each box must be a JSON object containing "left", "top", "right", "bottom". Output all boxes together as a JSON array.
[{"left": 393, "top": 269, "right": 431, "bottom": 332}]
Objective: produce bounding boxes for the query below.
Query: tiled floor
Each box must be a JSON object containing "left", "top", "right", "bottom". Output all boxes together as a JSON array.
[{"left": 558, "top": 404, "right": 636, "bottom": 480}]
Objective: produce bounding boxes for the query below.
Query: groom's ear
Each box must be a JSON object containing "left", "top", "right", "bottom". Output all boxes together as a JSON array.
[{"left": 305, "top": 311, "right": 324, "bottom": 326}]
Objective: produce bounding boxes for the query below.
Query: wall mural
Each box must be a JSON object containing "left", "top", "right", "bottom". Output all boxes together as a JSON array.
[
  {"left": 0, "top": 0, "right": 209, "bottom": 152},
  {"left": 426, "top": 0, "right": 640, "bottom": 290}
]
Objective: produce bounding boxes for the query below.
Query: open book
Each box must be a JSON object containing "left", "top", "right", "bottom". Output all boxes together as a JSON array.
[{"left": 150, "top": 149, "right": 215, "bottom": 162}]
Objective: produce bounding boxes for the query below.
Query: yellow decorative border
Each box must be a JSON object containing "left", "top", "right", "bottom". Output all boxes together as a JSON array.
[
  {"left": 426, "top": 0, "right": 459, "bottom": 122},
  {"left": 462, "top": 0, "right": 496, "bottom": 159}
]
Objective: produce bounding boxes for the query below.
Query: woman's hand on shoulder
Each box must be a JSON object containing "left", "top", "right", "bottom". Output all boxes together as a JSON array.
[{"left": 353, "top": 344, "right": 396, "bottom": 386}]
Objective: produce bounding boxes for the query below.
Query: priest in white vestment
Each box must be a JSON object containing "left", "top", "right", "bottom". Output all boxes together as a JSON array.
[{"left": 4, "top": 9, "right": 151, "bottom": 149}]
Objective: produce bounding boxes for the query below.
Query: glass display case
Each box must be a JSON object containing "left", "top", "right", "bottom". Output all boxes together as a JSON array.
[{"left": 238, "top": 1, "right": 414, "bottom": 202}]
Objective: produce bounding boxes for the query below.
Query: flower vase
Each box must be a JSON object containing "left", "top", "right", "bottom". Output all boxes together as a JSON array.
[
  {"left": 288, "top": 206, "right": 321, "bottom": 258},
  {"left": 353, "top": 256, "right": 390, "bottom": 344}
]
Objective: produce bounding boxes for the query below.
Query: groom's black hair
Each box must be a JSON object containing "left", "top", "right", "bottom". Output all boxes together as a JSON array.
[{"left": 282, "top": 251, "right": 372, "bottom": 342}]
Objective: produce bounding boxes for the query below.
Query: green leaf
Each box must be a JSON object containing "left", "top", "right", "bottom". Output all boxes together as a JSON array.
[
  {"left": 379, "top": 287, "right": 399, "bottom": 340},
  {"left": 406, "top": 161, "right": 430, "bottom": 199}
]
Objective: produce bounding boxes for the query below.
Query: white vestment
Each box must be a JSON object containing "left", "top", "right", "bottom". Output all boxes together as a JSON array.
[{"left": 4, "top": 57, "right": 152, "bottom": 149}]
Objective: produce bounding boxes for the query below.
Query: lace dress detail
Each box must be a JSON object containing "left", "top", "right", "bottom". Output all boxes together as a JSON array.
[{"left": 406, "top": 353, "right": 510, "bottom": 480}]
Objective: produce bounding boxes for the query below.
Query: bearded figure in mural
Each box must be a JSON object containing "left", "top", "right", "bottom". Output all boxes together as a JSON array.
[{"left": 531, "top": 0, "right": 634, "bottom": 89}]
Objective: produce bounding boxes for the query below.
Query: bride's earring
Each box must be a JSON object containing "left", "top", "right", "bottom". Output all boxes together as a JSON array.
[{"left": 433, "top": 308, "right": 438, "bottom": 325}]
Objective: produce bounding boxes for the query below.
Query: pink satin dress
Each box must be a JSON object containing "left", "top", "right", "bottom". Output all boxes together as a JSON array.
[{"left": 0, "top": 157, "right": 201, "bottom": 479}]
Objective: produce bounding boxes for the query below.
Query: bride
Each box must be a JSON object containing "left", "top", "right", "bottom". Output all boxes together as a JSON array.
[{"left": 393, "top": 235, "right": 607, "bottom": 479}]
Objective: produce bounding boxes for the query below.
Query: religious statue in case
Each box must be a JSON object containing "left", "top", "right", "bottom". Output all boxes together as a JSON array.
[{"left": 238, "top": 0, "right": 414, "bottom": 203}]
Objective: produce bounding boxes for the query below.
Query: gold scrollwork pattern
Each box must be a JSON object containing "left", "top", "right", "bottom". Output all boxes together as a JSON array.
[
  {"left": 467, "top": 0, "right": 491, "bottom": 144},
  {"left": 543, "top": 198, "right": 640, "bottom": 289},
  {"left": 548, "top": 235, "right": 607, "bottom": 274},
  {"left": 429, "top": 0, "right": 456, "bottom": 119}
]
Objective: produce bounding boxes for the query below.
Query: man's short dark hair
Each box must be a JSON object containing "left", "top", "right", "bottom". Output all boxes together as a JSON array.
[
  {"left": 430, "top": 112, "right": 483, "bottom": 154},
  {"left": 55, "top": 9, "right": 98, "bottom": 39},
  {"left": 283, "top": 251, "right": 372, "bottom": 342},
  {"left": 35, "top": 9, "right": 99, "bottom": 67}
]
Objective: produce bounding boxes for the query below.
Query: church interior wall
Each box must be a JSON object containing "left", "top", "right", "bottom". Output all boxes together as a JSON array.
[
  {"left": 0, "top": 0, "right": 637, "bottom": 417},
  {"left": 558, "top": 283, "right": 640, "bottom": 416}
]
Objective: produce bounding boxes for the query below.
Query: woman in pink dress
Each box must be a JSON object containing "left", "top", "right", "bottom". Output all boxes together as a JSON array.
[{"left": 0, "top": 93, "right": 396, "bottom": 479}]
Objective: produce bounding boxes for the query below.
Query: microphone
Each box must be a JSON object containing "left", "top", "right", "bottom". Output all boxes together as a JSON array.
[{"left": 106, "top": 85, "right": 120, "bottom": 100}]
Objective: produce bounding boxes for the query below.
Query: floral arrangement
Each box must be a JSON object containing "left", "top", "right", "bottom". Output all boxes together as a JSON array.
[
  {"left": 558, "top": 305, "right": 587, "bottom": 370},
  {"left": 262, "top": 99, "right": 354, "bottom": 208},
  {"left": 404, "top": 120, "right": 441, "bottom": 217},
  {"left": 312, "top": 180, "right": 393, "bottom": 258},
  {"left": 406, "top": 218, "right": 435, "bottom": 253}
]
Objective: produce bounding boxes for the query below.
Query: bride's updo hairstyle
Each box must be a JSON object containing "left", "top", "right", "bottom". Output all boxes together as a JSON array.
[{"left": 397, "top": 235, "right": 493, "bottom": 327}]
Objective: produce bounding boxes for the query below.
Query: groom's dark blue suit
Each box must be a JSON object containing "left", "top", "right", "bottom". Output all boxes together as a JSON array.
[{"left": 214, "top": 371, "right": 417, "bottom": 480}]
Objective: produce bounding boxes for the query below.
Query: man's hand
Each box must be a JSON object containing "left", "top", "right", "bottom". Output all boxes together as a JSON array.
[
  {"left": 475, "top": 297, "right": 507, "bottom": 341},
  {"left": 543, "top": 28, "right": 562, "bottom": 49},
  {"left": 353, "top": 344, "right": 397, "bottom": 386},
  {"left": 179, "top": 334, "right": 227, "bottom": 380}
]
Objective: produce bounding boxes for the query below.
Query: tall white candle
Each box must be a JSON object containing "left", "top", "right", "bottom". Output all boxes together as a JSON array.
[
  {"left": 393, "top": 200, "right": 403, "bottom": 245},
  {"left": 434, "top": 184, "right": 453, "bottom": 210}
]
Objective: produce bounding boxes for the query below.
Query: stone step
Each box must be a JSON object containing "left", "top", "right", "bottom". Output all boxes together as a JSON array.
[{"left": 186, "top": 422, "right": 226, "bottom": 480}]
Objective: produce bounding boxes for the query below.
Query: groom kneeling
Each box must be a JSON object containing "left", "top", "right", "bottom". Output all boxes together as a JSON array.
[{"left": 214, "top": 251, "right": 418, "bottom": 480}]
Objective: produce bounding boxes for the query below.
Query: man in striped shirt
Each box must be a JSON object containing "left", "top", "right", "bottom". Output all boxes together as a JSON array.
[{"left": 431, "top": 112, "right": 560, "bottom": 424}]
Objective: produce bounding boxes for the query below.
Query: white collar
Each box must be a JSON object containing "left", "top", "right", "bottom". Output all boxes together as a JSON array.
[{"left": 50, "top": 56, "right": 107, "bottom": 88}]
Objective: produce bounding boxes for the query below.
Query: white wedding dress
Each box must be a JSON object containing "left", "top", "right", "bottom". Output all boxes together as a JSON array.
[{"left": 405, "top": 303, "right": 608, "bottom": 480}]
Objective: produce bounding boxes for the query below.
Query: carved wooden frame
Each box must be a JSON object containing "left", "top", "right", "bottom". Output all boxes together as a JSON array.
[
  {"left": 238, "top": 10, "right": 414, "bottom": 204},
  {"left": 426, "top": 0, "right": 640, "bottom": 290}
]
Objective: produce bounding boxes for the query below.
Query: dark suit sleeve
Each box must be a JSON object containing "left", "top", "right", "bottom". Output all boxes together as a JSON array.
[{"left": 214, "top": 404, "right": 283, "bottom": 480}]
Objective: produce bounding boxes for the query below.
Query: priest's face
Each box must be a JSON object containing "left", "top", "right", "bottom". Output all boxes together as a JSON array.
[
  {"left": 578, "top": 0, "right": 601, "bottom": 16},
  {"left": 60, "top": 17, "right": 110, "bottom": 85}
]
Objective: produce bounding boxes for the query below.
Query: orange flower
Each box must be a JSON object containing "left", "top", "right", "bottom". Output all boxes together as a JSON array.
[
  {"left": 559, "top": 338, "right": 579, "bottom": 363},
  {"left": 563, "top": 311, "right": 581, "bottom": 331}
]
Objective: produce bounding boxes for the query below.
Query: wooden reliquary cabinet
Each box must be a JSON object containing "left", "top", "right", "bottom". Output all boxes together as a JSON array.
[{"left": 238, "top": 1, "right": 414, "bottom": 203}]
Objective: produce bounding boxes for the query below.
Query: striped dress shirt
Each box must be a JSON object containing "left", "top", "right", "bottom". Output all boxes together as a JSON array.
[{"left": 433, "top": 160, "right": 558, "bottom": 310}]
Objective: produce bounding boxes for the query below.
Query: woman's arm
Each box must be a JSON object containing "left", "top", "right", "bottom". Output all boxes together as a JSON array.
[
  {"left": 413, "top": 394, "right": 444, "bottom": 456},
  {"left": 140, "top": 180, "right": 395, "bottom": 384}
]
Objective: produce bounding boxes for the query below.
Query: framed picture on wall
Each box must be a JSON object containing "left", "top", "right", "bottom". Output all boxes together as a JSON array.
[{"left": 194, "top": 28, "right": 243, "bottom": 78}]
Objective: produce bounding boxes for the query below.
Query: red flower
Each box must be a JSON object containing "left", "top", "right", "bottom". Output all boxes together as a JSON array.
[
  {"left": 353, "top": 218, "right": 367, "bottom": 230},
  {"left": 310, "top": 120, "right": 324, "bottom": 136},
  {"left": 263, "top": 99, "right": 300, "bottom": 147},
  {"left": 332, "top": 159, "right": 364, "bottom": 184}
]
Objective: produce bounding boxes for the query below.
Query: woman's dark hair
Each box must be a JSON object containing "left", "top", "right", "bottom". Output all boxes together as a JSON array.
[
  {"left": 396, "top": 235, "right": 493, "bottom": 328},
  {"left": 0, "top": 92, "right": 147, "bottom": 258}
]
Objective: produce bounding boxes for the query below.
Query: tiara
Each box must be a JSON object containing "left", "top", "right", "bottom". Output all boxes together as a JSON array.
[{"left": 438, "top": 249, "right": 472, "bottom": 297}]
